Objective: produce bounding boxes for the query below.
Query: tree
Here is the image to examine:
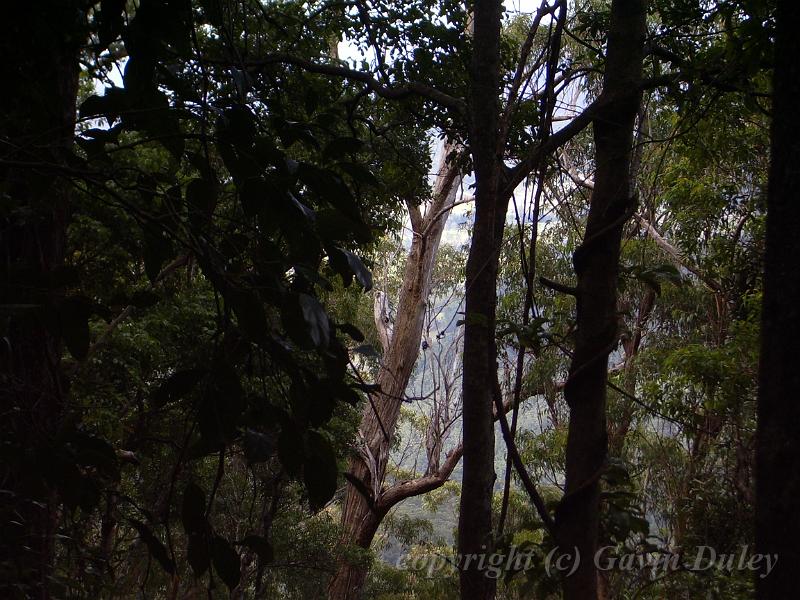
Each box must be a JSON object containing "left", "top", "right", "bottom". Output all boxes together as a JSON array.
[
  {"left": 1, "top": 1, "right": 422, "bottom": 595},
  {"left": 553, "top": 2, "right": 646, "bottom": 599},
  {"left": 0, "top": 2, "right": 780, "bottom": 598},
  {"left": 756, "top": 0, "right": 800, "bottom": 596},
  {"left": 328, "top": 143, "right": 463, "bottom": 599},
  {"left": 1, "top": 2, "right": 86, "bottom": 592}
]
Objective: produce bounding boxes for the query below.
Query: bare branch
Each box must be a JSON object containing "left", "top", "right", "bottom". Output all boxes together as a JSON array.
[{"left": 634, "top": 213, "right": 724, "bottom": 293}]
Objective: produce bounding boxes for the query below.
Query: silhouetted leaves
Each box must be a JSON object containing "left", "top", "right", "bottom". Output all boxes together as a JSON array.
[
  {"left": 242, "top": 429, "right": 276, "bottom": 464},
  {"left": 324, "top": 136, "right": 364, "bottom": 159},
  {"left": 130, "top": 520, "right": 176, "bottom": 575},
  {"left": 152, "top": 368, "right": 206, "bottom": 408},
  {"left": 303, "top": 430, "right": 338, "bottom": 510},
  {"left": 337, "top": 322, "right": 365, "bottom": 342},
  {"left": 237, "top": 535, "right": 273, "bottom": 563},
  {"left": 59, "top": 295, "right": 94, "bottom": 360},
  {"left": 198, "top": 362, "right": 245, "bottom": 446},
  {"left": 328, "top": 247, "right": 373, "bottom": 290},
  {"left": 182, "top": 483, "right": 211, "bottom": 576},
  {"left": 211, "top": 535, "right": 241, "bottom": 589}
]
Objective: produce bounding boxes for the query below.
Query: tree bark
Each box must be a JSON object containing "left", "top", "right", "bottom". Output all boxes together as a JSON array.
[
  {"left": 755, "top": 0, "right": 800, "bottom": 596},
  {"left": 0, "top": 2, "right": 82, "bottom": 596},
  {"left": 327, "top": 144, "right": 461, "bottom": 600},
  {"left": 553, "top": 2, "right": 646, "bottom": 599},
  {"left": 458, "top": 2, "right": 504, "bottom": 599}
]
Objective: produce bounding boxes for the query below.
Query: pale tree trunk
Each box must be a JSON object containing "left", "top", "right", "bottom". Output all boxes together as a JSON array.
[
  {"left": 554, "top": 2, "right": 646, "bottom": 600},
  {"left": 756, "top": 0, "right": 800, "bottom": 596},
  {"left": 327, "top": 143, "right": 462, "bottom": 600},
  {"left": 0, "top": 2, "right": 82, "bottom": 596}
]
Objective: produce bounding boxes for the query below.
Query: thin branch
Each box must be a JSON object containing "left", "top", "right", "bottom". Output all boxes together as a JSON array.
[
  {"left": 539, "top": 275, "right": 579, "bottom": 296},
  {"left": 634, "top": 213, "right": 724, "bottom": 293},
  {"left": 493, "top": 378, "right": 557, "bottom": 535}
]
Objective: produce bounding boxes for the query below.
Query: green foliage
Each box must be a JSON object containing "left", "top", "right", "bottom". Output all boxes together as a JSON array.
[{"left": 0, "top": 1, "right": 775, "bottom": 598}]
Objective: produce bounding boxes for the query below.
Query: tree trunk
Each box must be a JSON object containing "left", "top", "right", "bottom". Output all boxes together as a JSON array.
[
  {"left": 327, "top": 145, "right": 461, "bottom": 600},
  {"left": 458, "top": 1, "right": 503, "bottom": 599},
  {"left": 755, "top": 0, "right": 800, "bottom": 596},
  {"left": 0, "top": 2, "right": 82, "bottom": 597},
  {"left": 554, "top": 1, "right": 646, "bottom": 599}
]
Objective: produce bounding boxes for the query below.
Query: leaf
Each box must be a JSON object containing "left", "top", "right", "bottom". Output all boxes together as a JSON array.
[
  {"left": 227, "top": 289, "right": 268, "bottom": 344},
  {"left": 186, "top": 178, "right": 216, "bottom": 232},
  {"left": 276, "top": 121, "right": 319, "bottom": 149},
  {"left": 211, "top": 535, "right": 241, "bottom": 590},
  {"left": 187, "top": 532, "right": 211, "bottom": 577},
  {"left": 334, "top": 383, "right": 362, "bottom": 406},
  {"left": 315, "top": 208, "right": 372, "bottom": 244},
  {"left": 181, "top": 482, "right": 207, "bottom": 535},
  {"left": 297, "top": 163, "right": 360, "bottom": 219},
  {"left": 198, "top": 362, "right": 245, "bottom": 445},
  {"left": 217, "top": 105, "right": 256, "bottom": 147},
  {"left": 305, "top": 380, "right": 336, "bottom": 427},
  {"left": 237, "top": 535, "right": 274, "bottom": 563},
  {"left": 59, "top": 296, "right": 93, "bottom": 360},
  {"left": 243, "top": 429, "right": 276, "bottom": 464},
  {"left": 337, "top": 323, "right": 365, "bottom": 342},
  {"left": 238, "top": 177, "right": 272, "bottom": 218},
  {"left": 78, "top": 89, "right": 127, "bottom": 124},
  {"left": 336, "top": 162, "right": 381, "bottom": 187},
  {"left": 182, "top": 484, "right": 211, "bottom": 577},
  {"left": 324, "top": 137, "right": 363, "bottom": 159},
  {"left": 130, "top": 520, "right": 176, "bottom": 575},
  {"left": 97, "top": 0, "right": 127, "bottom": 47},
  {"left": 628, "top": 263, "right": 684, "bottom": 295},
  {"left": 299, "top": 293, "right": 330, "bottom": 348},
  {"left": 199, "top": 0, "right": 224, "bottom": 26},
  {"left": 287, "top": 192, "right": 316, "bottom": 222},
  {"left": 353, "top": 344, "right": 379, "bottom": 358},
  {"left": 68, "top": 433, "right": 120, "bottom": 482},
  {"left": 130, "top": 290, "right": 161, "bottom": 309},
  {"left": 152, "top": 368, "right": 206, "bottom": 408},
  {"left": 123, "top": 55, "right": 156, "bottom": 102},
  {"left": 303, "top": 430, "right": 338, "bottom": 510},
  {"left": 328, "top": 248, "right": 373, "bottom": 291},
  {"left": 277, "top": 422, "right": 304, "bottom": 476},
  {"left": 294, "top": 265, "right": 333, "bottom": 291},
  {"left": 143, "top": 229, "right": 172, "bottom": 284}
]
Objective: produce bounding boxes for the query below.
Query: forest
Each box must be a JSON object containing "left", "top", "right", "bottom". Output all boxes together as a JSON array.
[{"left": 1, "top": 0, "right": 797, "bottom": 598}]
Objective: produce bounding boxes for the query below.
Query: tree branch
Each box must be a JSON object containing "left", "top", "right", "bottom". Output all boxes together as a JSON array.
[
  {"left": 229, "top": 53, "right": 467, "bottom": 113},
  {"left": 634, "top": 213, "right": 724, "bottom": 293}
]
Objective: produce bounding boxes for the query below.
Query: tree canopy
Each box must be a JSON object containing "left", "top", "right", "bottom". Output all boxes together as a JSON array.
[{"left": 0, "top": 1, "right": 791, "bottom": 599}]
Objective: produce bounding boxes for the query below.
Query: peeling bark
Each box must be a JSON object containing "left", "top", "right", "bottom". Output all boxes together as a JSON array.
[{"left": 327, "top": 143, "right": 462, "bottom": 600}]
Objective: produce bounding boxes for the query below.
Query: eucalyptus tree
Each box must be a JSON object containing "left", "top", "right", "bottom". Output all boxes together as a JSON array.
[
  {"left": 328, "top": 143, "right": 465, "bottom": 598},
  {"left": 1, "top": 1, "right": 781, "bottom": 599}
]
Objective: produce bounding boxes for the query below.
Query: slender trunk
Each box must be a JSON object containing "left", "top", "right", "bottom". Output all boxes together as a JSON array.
[
  {"left": 554, "top": 2, "right": 646, "bottom": 599},
  {"left": 458, "top": 2, "right": 503, "bottom": 599},
  {"left": 609, "top": 288, "right": 655, "bottom": 454},
  {"left": 755, "top": 0, "right": 800, "bottom": 595},
  {"left": 327, "top": 146, "right": 461, "bottom": 600},
  {"left": 0, "top": 3, "right": 82, "bottom": 597}
]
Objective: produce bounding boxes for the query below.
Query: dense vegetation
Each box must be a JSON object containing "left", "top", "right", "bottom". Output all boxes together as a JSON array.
[{"left": 1, "top": 1, "right": 796, "bottom": 599}]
